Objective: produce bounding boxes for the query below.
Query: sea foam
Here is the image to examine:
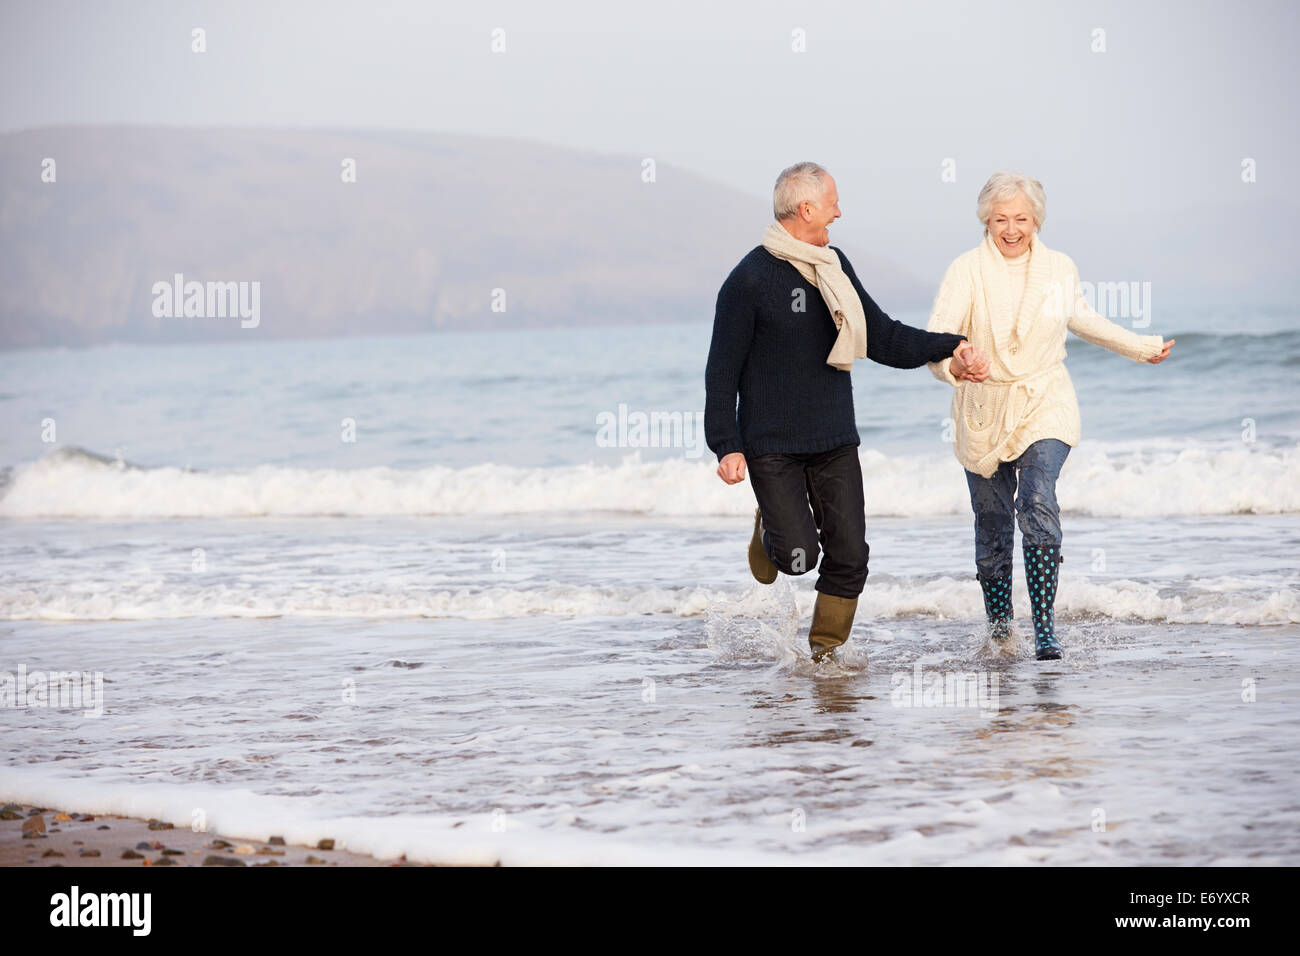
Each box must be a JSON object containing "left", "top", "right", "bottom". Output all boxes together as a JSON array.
[
  {"left": 3, "top": 442, "right": 1297, "bottom": 519},
  {"left": 3, "top": 572, "right": 1293, "bottom": 625}
]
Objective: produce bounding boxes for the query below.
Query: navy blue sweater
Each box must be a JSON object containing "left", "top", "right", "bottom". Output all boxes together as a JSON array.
[{"left": 704, "top": 245, "right": 965, "bottom": 461}]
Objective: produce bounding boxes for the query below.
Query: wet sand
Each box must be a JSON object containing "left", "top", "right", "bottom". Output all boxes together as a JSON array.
[{"left": 0, "top": 803, "right": 484, "bottom": 867}]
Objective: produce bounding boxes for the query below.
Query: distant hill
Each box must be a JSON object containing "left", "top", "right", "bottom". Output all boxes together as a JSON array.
[{"left": 0, "top": 126, "right": 934, "bottom": 349}]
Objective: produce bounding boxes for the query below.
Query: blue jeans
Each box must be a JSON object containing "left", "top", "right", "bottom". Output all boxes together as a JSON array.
[{"left": 964, "top": 439, "right": 1070, "bottom": 578}]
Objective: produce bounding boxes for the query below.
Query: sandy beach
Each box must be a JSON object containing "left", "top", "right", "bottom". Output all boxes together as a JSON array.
[{"left": 0, "top": 802, "right": 483, "bottom": 867}]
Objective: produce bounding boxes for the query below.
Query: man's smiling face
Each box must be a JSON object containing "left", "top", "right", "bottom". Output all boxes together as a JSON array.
[{"left": 805, "top": 174, "right": 841, "bottom": 246}]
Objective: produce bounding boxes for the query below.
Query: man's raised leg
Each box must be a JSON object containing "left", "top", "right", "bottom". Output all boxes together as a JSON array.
[
  {"left": 746, "top": 452, "right": 821, "bottom": 579},
  {"left": 803, "top": 445, "right": 868, "bottom": 660}
]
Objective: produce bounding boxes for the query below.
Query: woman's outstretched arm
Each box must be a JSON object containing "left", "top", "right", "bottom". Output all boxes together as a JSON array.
[{"left": 1064, "top": 257, "right": 1168, "bottom": 362}]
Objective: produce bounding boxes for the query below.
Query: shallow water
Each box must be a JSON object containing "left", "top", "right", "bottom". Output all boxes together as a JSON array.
[
  {"left": 1, "top": 514, "right": 1296, "bottom": 865},
  {"left": 2, "top": 321, "right": 1297, "bottom": 863}
]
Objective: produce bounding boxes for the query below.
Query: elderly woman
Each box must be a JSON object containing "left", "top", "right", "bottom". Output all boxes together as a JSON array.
[{"left": 927, "top": 172, "right": 1174, "bottom": 660}]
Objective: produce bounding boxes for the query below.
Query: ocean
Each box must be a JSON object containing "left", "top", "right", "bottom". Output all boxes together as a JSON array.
[{"left": 1, "top": 305, "right": 1297, "bottom": 865}]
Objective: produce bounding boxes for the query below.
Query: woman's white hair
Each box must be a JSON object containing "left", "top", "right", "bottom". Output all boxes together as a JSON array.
[
  {"left": 773, "top": 162, "right": 829, "bottom": 220},
  {"left": 976, "top": 171, "right": 1046, "bottom": 231}
]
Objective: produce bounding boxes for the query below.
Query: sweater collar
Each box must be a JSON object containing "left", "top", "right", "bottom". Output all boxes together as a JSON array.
[{"left": 978, "top": 231, "right": 1052, "bottom": 345}]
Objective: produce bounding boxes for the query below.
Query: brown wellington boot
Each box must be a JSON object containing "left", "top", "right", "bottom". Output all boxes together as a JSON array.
[
  {"left": 808, "top": 592, "right": 859, "bottom": 662},
  {"left": 748, "top": 508, "right": 778, "bottom": 585}
]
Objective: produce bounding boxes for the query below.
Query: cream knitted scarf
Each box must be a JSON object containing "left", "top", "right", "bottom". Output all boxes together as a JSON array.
[
  {"left": 976, "top": 231, "right": 1052, "bottom": 351},
  {"left": 761, "top": 222, "right": 867, "bottom": 371}
]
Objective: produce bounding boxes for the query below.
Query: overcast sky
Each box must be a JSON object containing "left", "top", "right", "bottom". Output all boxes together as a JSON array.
[{"left": 2, "top": 0, "right": 1296, "bottom": 305}]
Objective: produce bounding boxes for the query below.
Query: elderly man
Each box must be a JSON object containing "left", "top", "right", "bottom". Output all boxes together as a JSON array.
[{"left": 705, "top": 162, "right": 988, "bottom": 661}]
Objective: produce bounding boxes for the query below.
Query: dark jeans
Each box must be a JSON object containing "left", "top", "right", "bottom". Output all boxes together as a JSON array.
[
  {"left": 964, "top": 438, "right": 1070, "bottom": 578},
  {"left": 747, "top": 444, "right": 869, "bottom": 599}
]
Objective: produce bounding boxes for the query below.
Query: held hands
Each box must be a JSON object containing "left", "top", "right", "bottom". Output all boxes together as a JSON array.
[
  {"left": 1146, "top": 339, "right": 1175, "bottom": 364},
  {"left": 717, "top": 452, "right": 747, "bottom": 485},
  {"left": 950, "top": 340, "right": 990, "bottom": 382}
]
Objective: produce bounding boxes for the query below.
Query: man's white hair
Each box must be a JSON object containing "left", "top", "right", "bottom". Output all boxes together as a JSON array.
[
  {"left": 773, "top": 162, "right": 829, "bottom": 220},
  {"left": 976, "top": 171, "right": 1047, "bottom": 230}
]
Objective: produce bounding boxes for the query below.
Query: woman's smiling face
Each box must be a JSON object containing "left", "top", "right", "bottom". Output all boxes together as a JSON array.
[{"left": 987, "top": 193, "right": 1036, "bottom": 257}]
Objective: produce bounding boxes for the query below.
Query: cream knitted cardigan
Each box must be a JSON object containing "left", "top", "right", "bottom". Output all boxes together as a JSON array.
[{"left": 927, "top": 232, "right": 1164, "bottom": 478}]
